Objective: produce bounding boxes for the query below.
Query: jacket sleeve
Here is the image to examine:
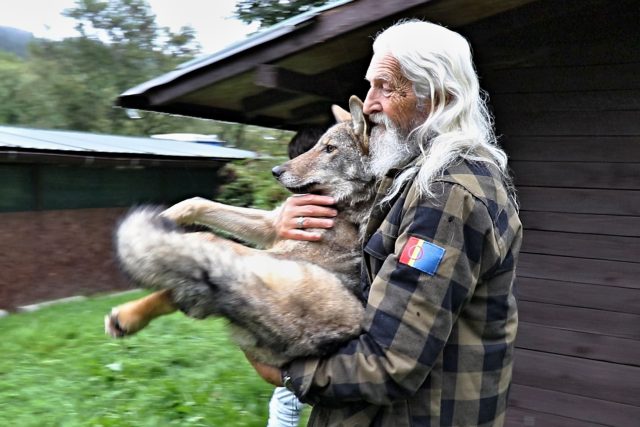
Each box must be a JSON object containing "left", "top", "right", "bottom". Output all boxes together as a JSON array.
[{"left": 285, "top": 180, "right": 500, "bottom": 406}]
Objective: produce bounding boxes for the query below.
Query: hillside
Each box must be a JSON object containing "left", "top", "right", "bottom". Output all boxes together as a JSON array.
[{"left": 0, "top": 26, "right": 33, "bottom": 57}]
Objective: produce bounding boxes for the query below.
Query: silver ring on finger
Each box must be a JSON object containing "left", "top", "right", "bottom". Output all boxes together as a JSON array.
[{"left": 296, "top": 216, "right": 306, "bottom": 229}]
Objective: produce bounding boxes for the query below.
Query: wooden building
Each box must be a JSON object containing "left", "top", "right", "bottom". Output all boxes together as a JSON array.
[
  {"left": 0, "top": 126, "right": 253, "bottom": 311},
  {"left": 116, "top": 0, "right": 640, "bottom": 425}
]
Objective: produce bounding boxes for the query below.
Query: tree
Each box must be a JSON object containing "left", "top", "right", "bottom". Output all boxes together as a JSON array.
[
  {"left": 234, "top": 0, "right": 334, "bottom": 28},
  {"left": 63, "top": 0, "right": 200, "bottom": 56},
  {"left": 11, "top": 0, "right": 206, "bottom": 135},
  {"left": 0, "top": 0, "right": 294, "bottom": 157},
  {"left": 0, "top": 51, "right": 31, "bottom": 124}
]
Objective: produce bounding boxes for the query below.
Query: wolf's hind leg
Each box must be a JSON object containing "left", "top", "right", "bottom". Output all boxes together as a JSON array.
[
  {"left": 209, "top": 253, "right": 365, "bottom": 363},
  {"left": 105, "top": 289, "right": 177, "bottom": 338}
]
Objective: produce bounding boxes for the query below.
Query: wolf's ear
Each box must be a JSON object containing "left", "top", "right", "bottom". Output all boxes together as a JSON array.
[
  {"left": 331, "top": 104, "right": 351, "bottom": 122},
  {"left": 348, "top": 95, "right": 369, "bottom": 154}
]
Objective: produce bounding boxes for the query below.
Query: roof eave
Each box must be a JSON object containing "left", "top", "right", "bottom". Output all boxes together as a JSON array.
[
  {"left": 115, "top": 0, "right": 433, "bottom": 112},
  {"left": 0, "top": 149, "right": 236, "bottom": 168}
]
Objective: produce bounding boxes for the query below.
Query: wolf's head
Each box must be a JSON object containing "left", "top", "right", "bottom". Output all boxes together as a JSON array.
[{"left": 272, "top": 96, "right": 375, "bottom": 205}]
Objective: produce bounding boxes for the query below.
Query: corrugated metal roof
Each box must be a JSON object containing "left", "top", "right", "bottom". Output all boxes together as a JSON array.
[{"left": 0, "top": 126, "right": 255, "bottom": 160}]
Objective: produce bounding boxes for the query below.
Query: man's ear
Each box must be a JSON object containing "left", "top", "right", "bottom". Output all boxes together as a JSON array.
[
  {"left": 331, "top": 104, "right": 351, "bottom": 122},
  {"left": 348, "top": 95, "right": 369, "bottom": 154}
]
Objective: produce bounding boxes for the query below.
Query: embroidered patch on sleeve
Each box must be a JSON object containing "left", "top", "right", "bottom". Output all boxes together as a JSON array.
[{"left": 399, "top": 236, "right": 445, "bottom": 276}]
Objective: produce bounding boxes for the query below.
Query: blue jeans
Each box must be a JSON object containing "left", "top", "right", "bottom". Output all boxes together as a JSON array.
[{"left": 267, "top": 387, "right": 303, "bottom": 427}]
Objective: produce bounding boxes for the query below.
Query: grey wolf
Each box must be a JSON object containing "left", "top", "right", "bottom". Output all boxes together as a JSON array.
[{"left": 106, "top": 96, "right": 374, "bottom": 367}]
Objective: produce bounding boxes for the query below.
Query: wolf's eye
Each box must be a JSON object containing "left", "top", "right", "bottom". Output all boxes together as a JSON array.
[{"left": 325, "top": 144, "right": 337, "bottom": 153}]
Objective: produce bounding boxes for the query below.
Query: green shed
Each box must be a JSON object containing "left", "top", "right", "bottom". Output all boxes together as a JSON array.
[{"left": 0, "top": 126, "right": 254, "bottom": 310}]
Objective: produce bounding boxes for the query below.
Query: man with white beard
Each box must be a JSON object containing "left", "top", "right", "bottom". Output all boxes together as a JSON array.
[{"left": 249, "top": 20, "right": 523, "bottom": 427}]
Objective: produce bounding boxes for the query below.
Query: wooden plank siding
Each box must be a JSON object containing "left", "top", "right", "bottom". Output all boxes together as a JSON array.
[
  {"left": 508, "top": 384, "right": 640, "bottom": 427},
  {"left": 466, "top": 0, "right": 640, "bottom": 425}
]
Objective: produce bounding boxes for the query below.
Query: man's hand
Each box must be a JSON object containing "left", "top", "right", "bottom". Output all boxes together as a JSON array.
[
  {"left": 245, "top": 354, "right": 283, "bottom": 386},
  {"left": 275, "top": 194, "right": 337, "bottom": 241}
]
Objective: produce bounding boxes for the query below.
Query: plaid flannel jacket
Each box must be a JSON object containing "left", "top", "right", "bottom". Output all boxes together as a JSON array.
[{"left": 285, "top": 159, "right": 522, "bottom": 427}]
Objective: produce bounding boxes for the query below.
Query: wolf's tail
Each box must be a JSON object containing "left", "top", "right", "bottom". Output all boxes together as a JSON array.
[{"left": 115, "top": 207, "right": 214, "bottom": 290}]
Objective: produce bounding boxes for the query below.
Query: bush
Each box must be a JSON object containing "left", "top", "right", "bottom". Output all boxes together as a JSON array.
[{"left": 216, "top": 158, "right": 290, "bottom": 210}]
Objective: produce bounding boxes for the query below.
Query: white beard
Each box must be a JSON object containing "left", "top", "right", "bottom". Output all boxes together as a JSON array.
[{"left": 368, "top": 113, "right": 419, "bottom": 178}]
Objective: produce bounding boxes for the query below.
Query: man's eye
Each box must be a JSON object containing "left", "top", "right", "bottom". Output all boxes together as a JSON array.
[{"left": 325, "top": 144, "right": 337, "bottom": 153}]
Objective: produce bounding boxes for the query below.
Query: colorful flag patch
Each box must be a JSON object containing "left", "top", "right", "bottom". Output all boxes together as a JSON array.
[{"left": 399, "top": 236, "right": 445, "bottom": 275}]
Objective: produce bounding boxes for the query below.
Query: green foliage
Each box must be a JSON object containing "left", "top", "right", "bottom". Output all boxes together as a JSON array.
[
  {"left": 0, "top": 0, "right": 301, "bottom": 148},
  {"left": 235, "top": 0, "right": 335, "bottom": 28},
  {"left": 63, "top": 0, "right": 200, "bottom": 55},
  {"left": 0, "top": 1, "right": 201, "bottom": 134},
  {"left": 0, "top": 52, "right": 28, "bottom": 124},
  {"left": 0, "top": 0, "right": 212, "bottom": 134},
  {"left": 0, "top": 291, "right": 280, "bottom": 426},
  {"left": 217, "top": 158, "right": 291, "bottom": 210},
  {"left": 212, "top": 127, "right": 294, "bottom": 211}
]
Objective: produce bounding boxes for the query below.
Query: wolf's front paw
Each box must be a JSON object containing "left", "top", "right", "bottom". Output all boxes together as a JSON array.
[{"left": 161, "top": 197, "right": 207, "bottom": 225}]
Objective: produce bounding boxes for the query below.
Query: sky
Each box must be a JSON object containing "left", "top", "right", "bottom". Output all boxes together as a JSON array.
[{"left": 0, "top": 0, "right": 260, "bottom": 54}]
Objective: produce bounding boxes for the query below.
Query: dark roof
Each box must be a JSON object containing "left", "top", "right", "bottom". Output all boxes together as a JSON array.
[
  {"left": 0, "top": 126, "right": 255, "bottom": 167},
  {"left": 116, "top": 0, "right": 538, "bottom": 130}
]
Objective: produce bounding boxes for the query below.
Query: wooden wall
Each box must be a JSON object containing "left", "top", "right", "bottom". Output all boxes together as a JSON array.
[
  {"left": 462, "top": 1, "right": 640, "bottom": 425},
  {"left": 0, "top": 207, "right": 131, "bottom": 311}
]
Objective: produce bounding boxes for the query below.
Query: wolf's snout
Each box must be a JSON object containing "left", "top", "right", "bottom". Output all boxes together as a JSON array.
[{"left": 271, "top": 165, "right": 285, "bottom": 178}]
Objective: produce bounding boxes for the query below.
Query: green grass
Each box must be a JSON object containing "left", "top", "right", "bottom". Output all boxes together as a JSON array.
[{"left": 0, "top": 291, "right": 294, "bottom": 426}]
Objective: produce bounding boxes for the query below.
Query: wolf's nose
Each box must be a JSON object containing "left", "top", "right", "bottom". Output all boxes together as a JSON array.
[{"left": 272, "top": 165, "right": 284, "bottom": 178}]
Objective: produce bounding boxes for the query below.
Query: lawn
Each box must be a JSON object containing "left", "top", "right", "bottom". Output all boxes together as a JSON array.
[{"left": 0, "top": 291, "right": 296, "bottom": 427}]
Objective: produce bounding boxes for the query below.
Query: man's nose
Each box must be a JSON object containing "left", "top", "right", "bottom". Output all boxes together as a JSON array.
[{"left": 362, "top": 88, "right": 380, "bottom": 115}]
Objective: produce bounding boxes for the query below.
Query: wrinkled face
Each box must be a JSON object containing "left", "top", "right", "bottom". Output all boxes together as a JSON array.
[
  {"left": 363, "top": 52, "right": 425, "bottom": 138},
  {"left": 361, "top": 53, "right": 427, "bottom": 176},
  {"left": 272, "top": 121, "right": 372, "bottom": 202}
]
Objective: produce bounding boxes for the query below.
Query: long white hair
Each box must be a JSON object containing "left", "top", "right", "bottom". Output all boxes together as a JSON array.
[{"left": 373, "top": 20, "right": 514, "bottom": 202}]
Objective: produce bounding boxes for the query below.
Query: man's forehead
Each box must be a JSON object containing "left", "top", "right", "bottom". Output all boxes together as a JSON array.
[{"left": 365, "top": 52, "right": 403, "bottom": 82}]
